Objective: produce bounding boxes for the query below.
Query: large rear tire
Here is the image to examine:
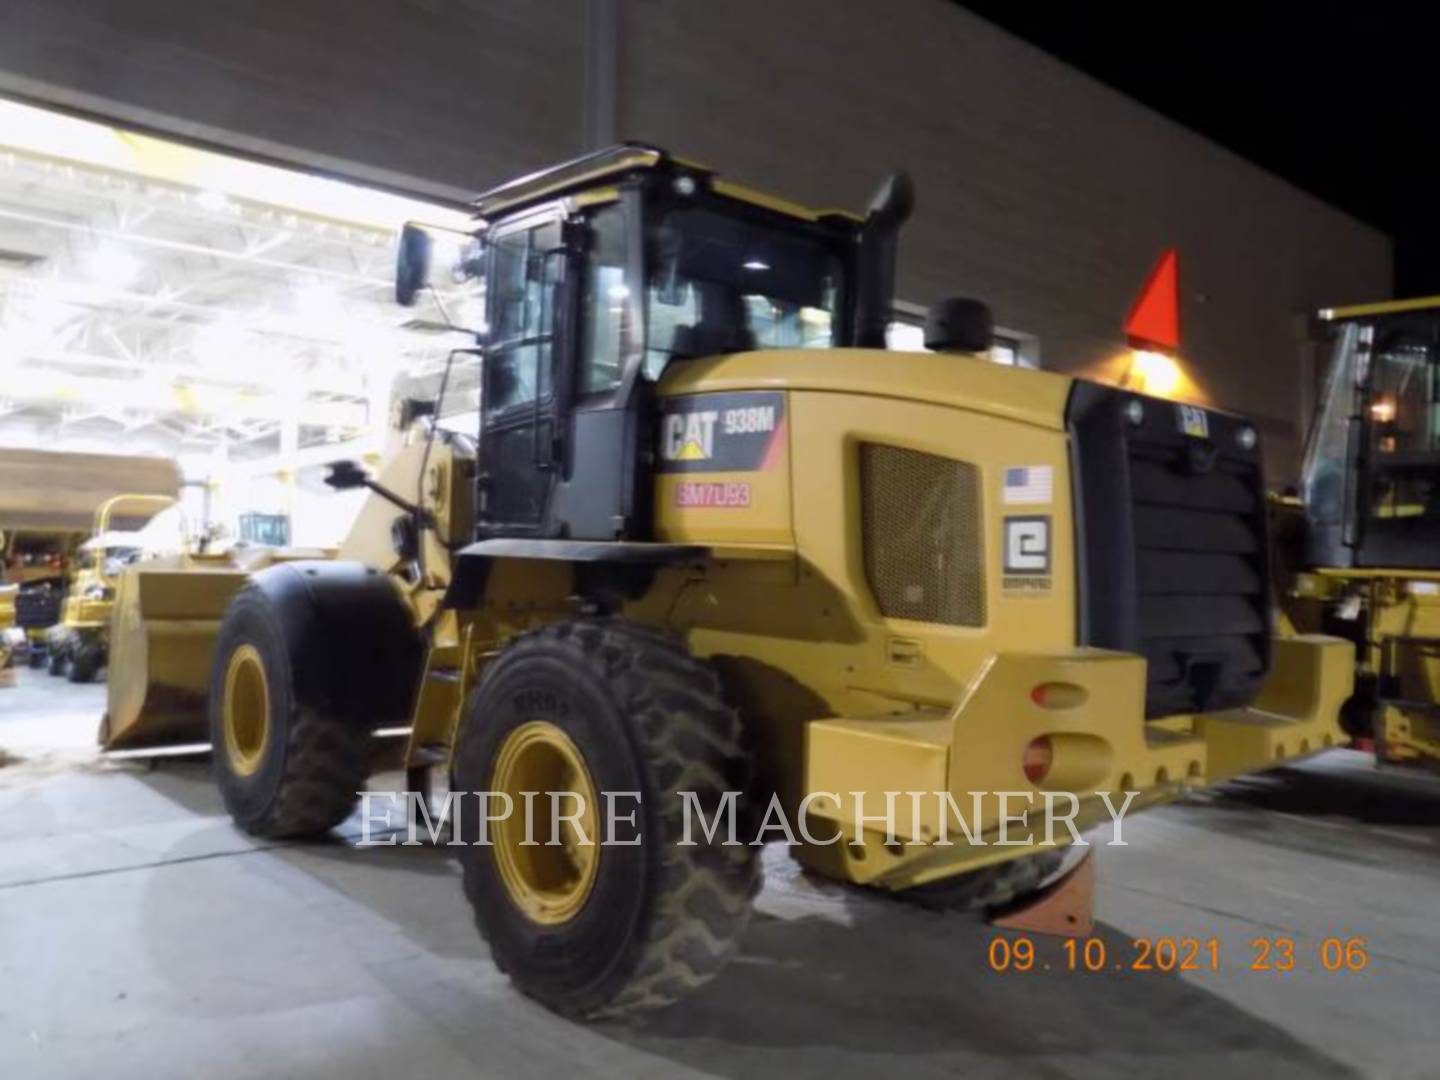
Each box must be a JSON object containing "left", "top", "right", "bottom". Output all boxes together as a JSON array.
[
  {"left": 208, "top": 585, "right": 370, "bottom": 838},
  {"left": 453, "top": 619, "right": 760, "bottom": 1018},
  {"left": 897, "top": 849, "right": 1067, "bottom": 911}
]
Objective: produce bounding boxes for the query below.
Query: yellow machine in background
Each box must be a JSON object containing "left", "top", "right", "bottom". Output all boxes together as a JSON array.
[
  {"left": 2, "top": 528, "right": 78, "bottom": 667},
  {"left": 1279, "top": 296, "right": 1440, "bottom": 771},
  {"left": 178, "top": 147, "right": 1352, "bottom": 1019},
  {"left": 45, "top": 495, "right": 177, "bottom": 683},
  {"left": 0, "top": 449, "right": 180, "bottom": 670},
  {"left": 0, "top": 583, "right": 16, "bottom": 673}
]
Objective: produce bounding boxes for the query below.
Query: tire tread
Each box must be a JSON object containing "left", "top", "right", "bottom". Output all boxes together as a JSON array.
[{"left": 457, "top": 617, "right": 761, "bottom": 1018}]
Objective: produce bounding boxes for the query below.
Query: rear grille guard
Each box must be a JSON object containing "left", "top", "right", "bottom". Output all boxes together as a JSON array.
[{"left": 1068, "top": 383, "right": 1270, "bottom": 718}]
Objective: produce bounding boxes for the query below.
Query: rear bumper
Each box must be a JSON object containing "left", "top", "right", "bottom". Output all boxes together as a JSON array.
[{"left": 799, "top": 634, "right": 1354, "bottom": 888}]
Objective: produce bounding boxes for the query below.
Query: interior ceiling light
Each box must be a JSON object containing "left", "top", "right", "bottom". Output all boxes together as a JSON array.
[
  {"left": 742, "top": 259, "right": 770, "bottom": 271},
  {"left": 194, "top": 189, "right": 233, "bottom": 212},
  {"left": 84, "top": 246, "right": 142, "bottom": 289},
  {"left": 294, "top": 281, "right": 344, "bottom": 318}
]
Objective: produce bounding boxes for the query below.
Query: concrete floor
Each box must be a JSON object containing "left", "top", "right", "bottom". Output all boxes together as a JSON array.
[{"left": 3, "top": 663, "right": 1440, "bottom": 1079}]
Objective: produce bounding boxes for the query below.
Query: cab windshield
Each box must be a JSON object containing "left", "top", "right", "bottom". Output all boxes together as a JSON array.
[
  {"left": 1364, "top": 317, "right": 1440, "bottom": 522},
  {"left": 643, "top": 204, "right": 844, "bottom": 378},
  {"left": 1305, "top": 313, "right": 1440, "bottom": 528}
]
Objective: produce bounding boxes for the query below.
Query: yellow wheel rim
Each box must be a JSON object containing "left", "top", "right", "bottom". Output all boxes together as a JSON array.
[
  {"left": 490, "top": 721, "right": 601, "bottom": 926},
  {"left": 222, "top": 644, "right": 270, "bottom": 777}
]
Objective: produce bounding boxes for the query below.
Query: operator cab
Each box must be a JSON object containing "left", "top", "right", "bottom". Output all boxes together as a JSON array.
[
  {"left": 1305, "top": 298, "right": 1440, "bottom": 568},
  {"left": 396, "top": 144, "right": 918, "bottom": 544}
]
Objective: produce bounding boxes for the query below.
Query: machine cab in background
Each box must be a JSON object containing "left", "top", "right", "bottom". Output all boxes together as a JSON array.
[{"left": 1305, "top": 299, "right": 1440, "bottom": 569}]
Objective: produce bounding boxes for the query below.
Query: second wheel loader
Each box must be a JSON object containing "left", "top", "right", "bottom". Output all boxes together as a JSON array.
[
  {"left": 46, "top": 494, "right": 177, "bottom": 683},
  {"left": 1278, "top": 296, "right": 1440, "bottom": 772},
  {"left": 194, "top": 145, "right": 1352, "bottom": 1017}
]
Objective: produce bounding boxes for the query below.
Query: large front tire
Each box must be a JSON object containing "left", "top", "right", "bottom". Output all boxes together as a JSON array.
[
  {"left": 208, "top": 585, "right": 370, "bottom": 838},
  {"left": 453, "top": 619, "right": 760, "bottom": 1018}
]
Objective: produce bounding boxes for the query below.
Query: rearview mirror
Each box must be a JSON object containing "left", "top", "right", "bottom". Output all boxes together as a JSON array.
[
  {"left": 324, "top": 460, "right": 371, "bottom": 491},
  {"left": 395, "top": 223, "right": 433, "bottom": 307}
]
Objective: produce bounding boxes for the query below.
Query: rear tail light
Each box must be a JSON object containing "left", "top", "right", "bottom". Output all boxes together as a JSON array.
[{"left": 1023, "top": 736, "right": 1053, "bottom": 784}]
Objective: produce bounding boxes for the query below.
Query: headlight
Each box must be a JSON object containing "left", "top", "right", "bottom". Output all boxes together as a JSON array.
[{"left": 1236, "top": 425, "right": 1258, "bottom": 451}]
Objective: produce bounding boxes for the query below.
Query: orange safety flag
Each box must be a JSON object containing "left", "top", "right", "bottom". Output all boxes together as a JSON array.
[{"left": 1125, "top": 248, "right": 1180, "bottom": 352}]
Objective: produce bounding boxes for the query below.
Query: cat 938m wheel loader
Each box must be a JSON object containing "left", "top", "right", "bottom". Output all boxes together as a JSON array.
[{"left": 203, "top": 145, "right": 1353, "bottom": 1017}]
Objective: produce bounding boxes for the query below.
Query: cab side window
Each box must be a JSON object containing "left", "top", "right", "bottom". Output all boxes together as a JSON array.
[
  {"left": 486, "top": 218, "right": 562, "bottom": 412},
  {"left": 579, "top": 204, "right": 629, "bottom": 395}
]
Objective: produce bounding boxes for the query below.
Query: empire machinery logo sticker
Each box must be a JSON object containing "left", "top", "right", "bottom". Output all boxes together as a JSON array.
[
  {"left": 1003, "top": 514, "right": 1052, "bottom": 594},
  {"left": 659, "top": 390, "right": 785, "bottom": 508},
  {"left": 1001, "top": 463, "right": 1054, "bottom": 595}
]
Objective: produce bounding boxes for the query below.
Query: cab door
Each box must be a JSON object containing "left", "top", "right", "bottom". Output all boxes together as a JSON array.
[{"left": 477, "top": 211, "right": 571, "bottom": 536}]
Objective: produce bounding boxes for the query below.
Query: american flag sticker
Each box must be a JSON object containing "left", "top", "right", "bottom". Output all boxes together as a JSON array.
[{"left": 1002, "top": 465, "right": 1053, "bottom": 505}]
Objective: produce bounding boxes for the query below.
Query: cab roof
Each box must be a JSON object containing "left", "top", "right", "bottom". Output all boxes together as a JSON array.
[{"left": 469, "top": 142, "right": 861, "bottom": 225}]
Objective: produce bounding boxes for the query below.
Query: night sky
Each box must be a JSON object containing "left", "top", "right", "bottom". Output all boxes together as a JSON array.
[{"left": 960, "top": 3, "right": 1436, "bottom": 297}]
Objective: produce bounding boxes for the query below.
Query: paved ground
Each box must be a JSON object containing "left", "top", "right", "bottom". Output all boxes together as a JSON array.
[{"left": 3, "top": 662, "right": 1440, "bottom": 1078}]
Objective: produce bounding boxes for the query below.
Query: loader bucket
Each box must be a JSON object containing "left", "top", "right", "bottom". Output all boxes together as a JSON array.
[{"left": 101, "top": 562, "right": 250, "bottom": 750}]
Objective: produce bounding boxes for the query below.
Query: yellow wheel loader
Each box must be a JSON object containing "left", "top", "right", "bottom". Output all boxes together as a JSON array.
[
  {"left": 45, "top": 495, "right": 177, "bottom": 683},
  {"left": 3, "top": 530, "right": 73, "bottom": 668},
  {"left": 1278, "top": 297, "right": 1440, "bottom": 771},
  {"left": 1, "top": 449, "right": 179, "bottom": 671},
  {"left": 0, "top": 583, "right": 17, "bottom": 673},
  {"left": 195, "top": 145, "right": 1351, "bottom": 1017}
]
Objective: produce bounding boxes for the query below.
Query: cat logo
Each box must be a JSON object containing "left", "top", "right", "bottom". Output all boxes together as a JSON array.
[
  {"left": 657, "top": 391, "right": 786, "bottom": 474},
  {"left": 662, "top": 410, "right": 718, "bottom": 462},
  {"left": 1178, "top": 404, "right": 1210, "bottom": 439}
]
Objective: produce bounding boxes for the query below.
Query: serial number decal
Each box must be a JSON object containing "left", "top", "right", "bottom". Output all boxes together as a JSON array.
[
  {"left": 658, "top": 391, "right": 786, "bottom": 473},
  {"left": 986, "top": 934, "right": 1371, "bottom": 975},
  {"left": 675, "top": 481, "right": 752, "bottom": 509}
]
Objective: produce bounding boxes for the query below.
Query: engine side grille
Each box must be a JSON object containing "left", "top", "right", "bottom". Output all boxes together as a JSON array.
[
  {"left": 860, "top": 443, "right": 985, "bottom": 626},
  {"left": 1068, "top": 385, "right": 1271, "bottom": 718}
]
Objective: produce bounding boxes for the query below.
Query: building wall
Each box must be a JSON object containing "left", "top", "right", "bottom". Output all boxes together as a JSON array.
[
  {"left": 0, "top": 0, "right": 582, "bottom": 200},
  {"left": 0, "top": 0, "right": 1391, "bottom": 481}
]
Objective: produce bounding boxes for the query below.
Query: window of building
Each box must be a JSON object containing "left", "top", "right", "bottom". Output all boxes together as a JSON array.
[{"left": 887, "top": 300, "right": 1039, "bottom": 368}]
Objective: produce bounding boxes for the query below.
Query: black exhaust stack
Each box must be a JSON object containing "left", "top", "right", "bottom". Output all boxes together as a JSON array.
[{"left": 852, "top": 171, "right": 915, "bottom": 349}]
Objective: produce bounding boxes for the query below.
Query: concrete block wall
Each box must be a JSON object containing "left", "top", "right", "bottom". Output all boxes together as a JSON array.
[
  {"left": 0, "top": 0, "right": 1391, "bottom": 480},
  {"left": 618, "top": 0, "right": 1390, "bottom": 478}
]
